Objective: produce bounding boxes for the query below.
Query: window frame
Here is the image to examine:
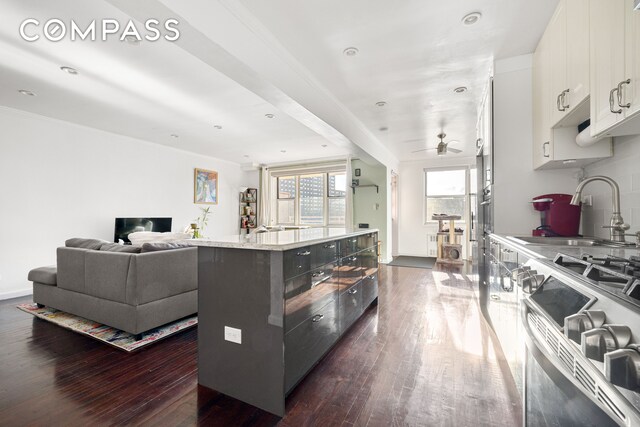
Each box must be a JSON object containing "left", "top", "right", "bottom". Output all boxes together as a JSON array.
[
  {"left": 424, "top": 166, "right": 469, "bottom": 225},
  {"left": 327, "top": 171, "right": 347, "bottom": 226},
  {"left": 274, "top": 168, "right": 347, "bottom": 227}
]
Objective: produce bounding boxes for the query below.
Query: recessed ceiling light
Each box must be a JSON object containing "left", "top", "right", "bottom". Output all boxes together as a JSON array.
[
  {"left": 454, "top": 86, "right": 467, "bottom": 93},
  {"left": 462, "top": 12, "right": 482, "bottom": 26},
  {"left": 280, "top": 150, "right": 287, "bottom": 153},
  {"left": 321, "top": 144, "right": 328, "bottom": 147},
  {"left": 170, "top": 134, "right": 179, "bottom": 138},
  {"left": 379, "top": 126, "right": 388, "bottom": 132},
  {"left": 375, "top": 101, "right": 387, "bottom": 107},
  {"left": 265, "top": 113, "right": 275, "bottom": 119},
  {"left": 18, "top": 89, "right": 37, "bottom": 96},
  {"left": 60, "top": 66, "right": 78, "bottom": 75},
  {"left": 213, "top": 125, "right": 222, "bottom": 130},
  {"left": 343, "top": 47, "right": 359, "bottom": 57},
  {"left": 243, "top": 155, "right": 250, "bottom": 158},
  {"left": 124, "top": 35, "right": 140, "bottom": 45}
]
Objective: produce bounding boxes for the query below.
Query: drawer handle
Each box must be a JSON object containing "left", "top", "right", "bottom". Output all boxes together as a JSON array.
[
  {"left": 312, "top": 271, "right": 325, "bottom": 278},
  {"left": 348, "top": 288, "right": 358, "bottom": 295},
  {"left": 297, "top": 250, "right": 311, "bottom": 256},
  {"left": 323, "top": 244, "right": 336, "bottom": 249},
  {"left": 311, "top": 314, "right": 324, "bottom": 323}
]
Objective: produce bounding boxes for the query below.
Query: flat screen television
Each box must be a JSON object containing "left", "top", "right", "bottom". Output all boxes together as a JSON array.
[{"left": 114, "top": 217, "right": 172, "bottom": 244}]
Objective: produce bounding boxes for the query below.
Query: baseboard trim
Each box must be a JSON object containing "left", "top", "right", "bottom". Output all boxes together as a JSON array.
[{"left": 0, "top": 288, "right": 32, "bottom": 301}]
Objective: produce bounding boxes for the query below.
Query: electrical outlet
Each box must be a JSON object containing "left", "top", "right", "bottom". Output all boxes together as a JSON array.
[
  {"left": 224, "top": 326, "right": 242, "bottom": 344},
  {"left": 581, "top": 195, "right": 593, "bottom": 207}
]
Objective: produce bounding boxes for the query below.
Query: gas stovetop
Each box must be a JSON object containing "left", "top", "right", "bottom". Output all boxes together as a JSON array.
[{"left": 554, "top": 253, "right": 640, "bottom": 298}]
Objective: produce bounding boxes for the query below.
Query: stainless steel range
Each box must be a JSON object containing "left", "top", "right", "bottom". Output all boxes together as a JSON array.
[{"left": 516, "top": 252, "right": 640, "bottom": 426}]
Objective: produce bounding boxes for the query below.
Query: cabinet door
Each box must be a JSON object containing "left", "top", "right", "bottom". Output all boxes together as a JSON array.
[
  {"left": 590, "top": 0, "right": 626, "bottom": 136},
  {"left": 533, "top": 29, "right": 553, "bottom": 169},
  {"left": 339, "top": 281, "right": 363, "bottom": 334},
  {"left": 565, "top": 0, "right": 590, "bottom": 111},
  {"left": 624, "top": 0, "right": 640, "bottom": 118},
  {"left": 284, "top": 264, "right": 339, "bottom": 333},
  {"left": 550, "top": 1, "right": 568, "bottom": 126},
  {"left": 361, "top": 273, "right": 378, "bottom": 308},
  {"left": 284, "top": 246, "right": 312, "bottom": 280},
  {"left": 285, "top": 299, "right": 339, "bottom": 392},
  {"left": 311, "top": 240, "right": 338, "bottom": 270}
]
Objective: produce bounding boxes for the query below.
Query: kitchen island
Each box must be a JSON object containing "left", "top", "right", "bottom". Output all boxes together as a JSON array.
[{"left": 190, "top": 228, "right": 379, "bottom": 416}]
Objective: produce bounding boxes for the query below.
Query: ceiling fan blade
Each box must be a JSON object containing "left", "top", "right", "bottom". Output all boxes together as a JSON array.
[
  {"left": 448, "top": 147, "right": 463, "bottom": 154},
  {"left": 411, "top": 147, "right": 436, "bottom": 153}
]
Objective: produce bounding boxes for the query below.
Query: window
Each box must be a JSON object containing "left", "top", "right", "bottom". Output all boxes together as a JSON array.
[
  {"left": 328, "top": 172, "right": 346, "bottom": 225},
  {"left": 277, "top": 176, "right": 296, "bottom": 224},
  {"left": 425, "top": 168, "right": 467, "bottom": 222},
  {"left": 275, "top": 171, "right": 346, "bottom": 226}
]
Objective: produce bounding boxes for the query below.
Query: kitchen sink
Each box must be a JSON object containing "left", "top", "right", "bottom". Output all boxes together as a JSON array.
[{"left": 506, "top": 236, "right": 628, "bottom": 248}]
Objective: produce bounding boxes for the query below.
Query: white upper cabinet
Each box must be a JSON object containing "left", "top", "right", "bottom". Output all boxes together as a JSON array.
[
  {"left": 565, "top": 0, "right": 591, "bottom": 114},
  {"left": 590, "top": 0, "right": 640, "bottom": 137},
  {"left": 549, "top": 0, "right": 590, "bottom": 126},
  {"left": 625, "top": 1, "right": 640, "bottom": 119},
  {"left": 533, "top": 0, "right": 612, "bottom": 170}
]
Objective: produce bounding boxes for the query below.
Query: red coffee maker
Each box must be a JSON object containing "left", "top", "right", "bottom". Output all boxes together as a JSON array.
[{"left": 531, "top": 194, "right": 581, "bottom": 237}]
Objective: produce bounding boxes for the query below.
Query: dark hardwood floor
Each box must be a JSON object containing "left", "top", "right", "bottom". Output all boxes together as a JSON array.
[{"left": 0, "top": 264, "right": 521, "bottom": 426}]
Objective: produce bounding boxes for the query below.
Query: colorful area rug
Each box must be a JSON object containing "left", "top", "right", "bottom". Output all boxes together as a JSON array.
[{"left": 17, "top": 303, "right": 197, "bottom": 352}]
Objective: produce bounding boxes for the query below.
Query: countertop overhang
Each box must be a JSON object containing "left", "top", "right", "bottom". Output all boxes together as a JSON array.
[{"left": 186, "top": 227, "right": 378, "bottom": 251}]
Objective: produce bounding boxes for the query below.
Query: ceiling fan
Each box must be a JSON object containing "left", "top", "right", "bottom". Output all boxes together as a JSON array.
[{"left": 411, "top": 133, "right": 462, "bottom": 155}]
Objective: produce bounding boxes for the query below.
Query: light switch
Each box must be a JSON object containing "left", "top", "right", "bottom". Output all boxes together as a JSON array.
[{"left": 224, "top": 326, "right": 242, "bottom": 344}]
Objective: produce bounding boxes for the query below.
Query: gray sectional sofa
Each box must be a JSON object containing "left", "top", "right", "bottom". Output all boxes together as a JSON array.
[{"left": 29, "top": 238, "right": 197, "bottom": 338}]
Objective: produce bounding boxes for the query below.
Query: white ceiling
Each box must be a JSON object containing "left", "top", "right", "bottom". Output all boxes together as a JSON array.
[{"left": 0, "top": 0, "right": 559, "bottom": 166}]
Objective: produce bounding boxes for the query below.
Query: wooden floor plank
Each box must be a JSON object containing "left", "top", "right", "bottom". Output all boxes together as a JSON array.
[{"left": 0, "top": 264, "right": 521, "bottom": 426}]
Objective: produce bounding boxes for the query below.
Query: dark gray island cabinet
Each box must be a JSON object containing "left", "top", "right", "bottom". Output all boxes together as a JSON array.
[{"left": 193, "top": 228, "right": 378, "bottom": 416}]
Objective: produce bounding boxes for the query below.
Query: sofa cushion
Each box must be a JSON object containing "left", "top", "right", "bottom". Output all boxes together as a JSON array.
[
  {"left": 141, "top": 242, "right": 193, "bottom": 253},
  {"left": 28, "top": 266, "right": 57, "bottom": 286},
  {"left": 65, "top": 238, "right": 110, "bottom": 250},
  {"left": 100, "top": 243, "right": 142, "bottom": 253}
]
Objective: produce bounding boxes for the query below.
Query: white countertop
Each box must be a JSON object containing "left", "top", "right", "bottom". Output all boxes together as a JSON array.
[
  {"left": 492, "top": 234, "right": 640, "bottom": 260},
  {"left": 186, "top": 227, "right": 378, "bottom": 251}
]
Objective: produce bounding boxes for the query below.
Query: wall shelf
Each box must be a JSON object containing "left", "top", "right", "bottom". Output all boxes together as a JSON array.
[{"left": 351, "top": 184, "right": 379, "bottom": 194}]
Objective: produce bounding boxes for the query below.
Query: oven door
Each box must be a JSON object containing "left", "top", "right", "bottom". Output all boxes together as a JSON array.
[{"left": 522, "top": 302, "right": 621, "bottom": 427}]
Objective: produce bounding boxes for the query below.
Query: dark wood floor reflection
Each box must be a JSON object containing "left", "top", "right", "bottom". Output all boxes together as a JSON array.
[{"left": 0, "top": 264, "right": 521, "bottom": 426}]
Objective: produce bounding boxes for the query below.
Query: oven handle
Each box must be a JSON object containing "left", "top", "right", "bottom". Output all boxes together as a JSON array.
[{"left": 521, "top": 300, "right": 625, "bottom": 427}]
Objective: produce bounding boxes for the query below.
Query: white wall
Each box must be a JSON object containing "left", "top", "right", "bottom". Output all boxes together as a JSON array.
[
  {"left": 351, "top": 159, "right": 390, "bottom": 261},
  {"left": 493, "top": 55, "right": 578, "bottom": 236},
  {"left": 0, "top": 107, "right": 258, "bottom": 300},
  {"left": 397, "top": 156, "right": 475, "bottom": 258},
  {"left": 580, "top": 135, "right": 640, "bottom": 238}
]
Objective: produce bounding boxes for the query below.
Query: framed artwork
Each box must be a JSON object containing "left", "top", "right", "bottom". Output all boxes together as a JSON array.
[{"left": 194, "top": 168, "right": 218, "bottom": 204}]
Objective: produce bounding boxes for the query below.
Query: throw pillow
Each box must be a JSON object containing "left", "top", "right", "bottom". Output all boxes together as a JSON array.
[
  {"left": 99, "top": 243, "right": 142, "bottom": 253},
  {"left": 65, "top": 238, "right": 110, "bottom": 250},
  {"left": 141, "top": 242, "right": 193, "bottom": 253}
]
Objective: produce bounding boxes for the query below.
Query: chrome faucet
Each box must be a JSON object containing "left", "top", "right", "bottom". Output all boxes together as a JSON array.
[{"left": 570, "top": 175, "right": 630, "bottom": 242}]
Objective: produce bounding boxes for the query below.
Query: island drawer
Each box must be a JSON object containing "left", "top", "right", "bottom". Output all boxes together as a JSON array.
[
  {"left": 337, "top": 254, "right": 363, "bottom": 292},
  {"left": 362, "top": 273, "right": 378, "bottom": 308},
  {"left": 284, "top": 263, "right": 339, "bottom": 333},
  {"left": 284, "top": 246, "right": 312, "bottom": 280},
  {"left": 311, "top": 240, "right": 339, "bottom": 269},
  {"left": 339, "top": 236, "right": 359, "bottom": 257},
  {"left": 357, "top": 232, "right": 377, "bottom": 251},
  {"left": 360, "top": 246, "right": 378, "bottom": 278},
  {"left": 339, "top": 281, "right": 363, "bottom": 334},
  {"left": 285, "top": 299, "right": 339, "bottom": 392}
]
